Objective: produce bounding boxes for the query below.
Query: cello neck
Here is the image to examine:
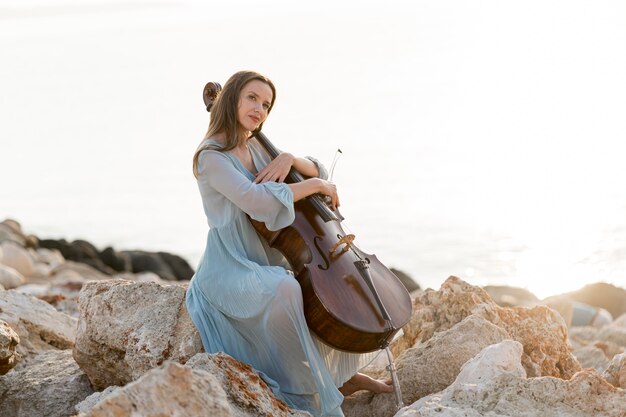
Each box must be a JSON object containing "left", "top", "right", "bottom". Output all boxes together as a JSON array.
[
  {"left": 254, "top": 131, "right": 306, "bottom": 185},
  {"left": 253, "top": 131, "right": 339, "bottom": 222}
]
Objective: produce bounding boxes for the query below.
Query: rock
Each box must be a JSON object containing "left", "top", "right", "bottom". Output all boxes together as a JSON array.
[
  {"left": 78, "top": 361, "right": 231, "bottom": 417},
  {"left": 390, "top": 268, "right": 420, "bottom": 293},
  {"left": 0, "top": 221, "right": 27, "bottom": 247},
  {"left": 38, "top": 239, "right": 117, "bottom": 275},
  {"left": 1, "top": 218, "right": 24, "bottom": 235},
  {"left": 567, "top": 282, "right": 626, "bottom": 320},
  {"left": 0, "top": 264, "right": 25, "bottom": 289},
  {"left": 343, "top": 315, "right": 510, "bottom": 417},
  {"left": 594, "top": 341, "right": 625, "bottom": 360},
  {"left": 33, "top": 247, "right": 65, "bottom": 267},
  {"left": 0, "top": 290, "right": 77, "bottom": 359},
  {"left": 113, "top": 271, "right": 175, "bottom": 285},
  {"left": 0, "top": 349, "right": 94, "bottom": 417},
  {"left": 122, "top": 250, "right": 179, "bottom": 281},
  {"left": 0, "top": 240, "right": 36, "bottom": 278},
  {"left": 50, "top": 261, "right": 111, "bottom": 283},
  {"left": 187, "top": 352, "right": 312, "bottom": 417},
  {"left": 573, "top": 344, "right": 610, "bottom": 373},
  {"left": 100, "top": 246, "right": 132, "bottom": 272},
  {"left": 156, "top": 251, "right": 195, "bottom": 281},
  {"left": 0, "top": 319, "right": 21, "bottom": 374},
  {"left": 395, "top": 340, "right": 626, "bottom": 417},
  {"left": 73, "top": 279, "right": 203, "bottom": 390},
  {"left": 483, "top": 285, "right": 539, "bottom": 307},
  {"left": 603, "top": 352, "right": 626, "bottom": 388},
  {"left": 391, "top": 276, "right": 581, "bottom": 378},
  {"left": 542, "top": 294, "right": 575, "bottom": 326},
  {"left": 16, "top": 281, "right": 84, "bottom": 318},
  {"left": 614, "top": 313, "right": 626, "bottom": 328},
  {"left": 595, "top": 321, "right": 626, "bottom": 348},
  {"left": 74, "top": 386, "right": 120, "bottom": 415},
  {"left": 569, "top": 325, "right": 600, "bottom": 349},
  {"left": 571, "top": 320, "right": 626, "bottom": 355},
  {"left": 36, "top": 238, "right": 195, "bottom": 281},
  {"left": 33, "top": 262, "right": 52, "bottom": 279}
]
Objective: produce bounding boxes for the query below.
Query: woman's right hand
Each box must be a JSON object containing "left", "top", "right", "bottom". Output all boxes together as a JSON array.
[
  {"left": 288, "top": 178, "right": 340, "bottom": 211},
  {"left": 316, "top": 178, "right": 340, "bottom": 211}
]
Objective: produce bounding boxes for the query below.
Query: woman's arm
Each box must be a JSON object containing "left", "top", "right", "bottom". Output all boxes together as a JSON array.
[
  {"left": 292, "top": 154, "right": 321, "bottom": 178},
  {"left": 254, "top": 152, "right": 324, "bottom": 183},
  {"left": 288, "top": 178, "right": 339, "bottom": 210}
]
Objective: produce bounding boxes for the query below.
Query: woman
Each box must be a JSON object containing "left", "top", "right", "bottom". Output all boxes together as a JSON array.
[{"left": 186, "top": 71, "right": 392, "bottom": 417}]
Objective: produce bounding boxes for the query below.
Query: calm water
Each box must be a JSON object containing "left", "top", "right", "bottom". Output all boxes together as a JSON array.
[{"left": 2, "top": 0, "right": 626, "bottom": 299}]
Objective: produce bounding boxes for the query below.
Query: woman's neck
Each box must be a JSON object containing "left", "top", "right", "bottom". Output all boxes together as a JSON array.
[
  {"left": 209, "top": 131, "right": 250, "bottom": 149},
  {"left": 235, "top": 130, "right": 252, "bottom": 149}
]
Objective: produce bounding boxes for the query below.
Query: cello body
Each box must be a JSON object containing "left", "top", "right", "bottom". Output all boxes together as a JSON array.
[{"left": 251, "top": 133, "right": 412, "bottom": 353}]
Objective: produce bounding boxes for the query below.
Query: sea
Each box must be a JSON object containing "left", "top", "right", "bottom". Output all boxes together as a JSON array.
[{"left": 2, "top": 0, "right": 626, "bottom": 299}]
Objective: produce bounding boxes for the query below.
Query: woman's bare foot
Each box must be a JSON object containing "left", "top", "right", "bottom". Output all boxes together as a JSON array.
[{"left": 339, "top": 373, "right": 394, "bottom": 396}]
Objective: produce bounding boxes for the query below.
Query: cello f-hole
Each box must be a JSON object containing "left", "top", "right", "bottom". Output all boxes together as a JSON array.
[{"left": 314, "top": 236, "right": 330, "bottom": 270}]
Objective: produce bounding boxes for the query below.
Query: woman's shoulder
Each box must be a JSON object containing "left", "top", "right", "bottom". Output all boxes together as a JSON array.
[
  {"left": 196, "top": 136, "right": 227, "bottom": 159},
  {"left": 195, "top": 137, "right": 231, "bottom": 174},
  {"left": 199, "top": 135, "right": 226, "bottom": 149}
]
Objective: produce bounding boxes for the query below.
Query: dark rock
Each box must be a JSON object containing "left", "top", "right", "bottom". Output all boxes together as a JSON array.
[
  {"left": 122, "top": 250, "right": 177, "bottom": 281},
  {"left": 390, "top": 268, "right": 420, "bottom": 292},
  {"left": 100, "top": 246, "right": 132, "bottom": 272},
  {"left": 157, "top": 251, "right": 195, "bottom": 280},
  {"left": 38, "top": 239, "right": 116, "bottom": 275},
  {"left": 483, "top": 285, "right": 539, "bottom": 307},
  {"left": 36, "top": 237, "right": 194, "bottom": 282}
]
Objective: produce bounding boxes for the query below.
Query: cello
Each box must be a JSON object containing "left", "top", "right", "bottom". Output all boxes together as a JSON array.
[{"left": 202, "top": 81, "right": 412, "bottom": 355}]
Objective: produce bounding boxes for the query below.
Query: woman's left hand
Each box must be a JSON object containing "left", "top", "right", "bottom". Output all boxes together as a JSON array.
[{"left": 254, "top": 152, "right": 295, "bottom": 183}]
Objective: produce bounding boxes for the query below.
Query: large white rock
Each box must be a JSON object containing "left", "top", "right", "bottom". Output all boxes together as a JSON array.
[
  {"left": 603, "top": 352, "right": 626, "bottom": 388},
  {"left": 573, "top": 344, "right": 611, "bottom": 373},
  {"left": 596, "top": 322, "right": 626, "bottom": 348},
  {"left": 343, "top": 315, "right": 510, "bottom": 417},
  {"left": 393, "top": 277, "right": 580, "bottom": 379},
  {"left": 74, "top": 386, "right": 121, "bottom": 415},
  {"left": 0, "top": 349, "right": 94, "bottom": 417},
  {"left": 0, "top": 240, "right": 36, "bottom": 278},
  {"left": 73, "top": 279, "right": 203, "bottom": 390},
  {"left": 0, "top": 290, "right": 77, "bottom": 358},
  {"left": 613, "top": 313, "right": 626, "bottom": 328},
  {"left": 394, "top": 340, "right": 626, "bottom": 417},
  {"left": 0, "top": 222, "right": 27, "bottom": 247},
  {"left": 0, "top": 264, "right": 25, "bottom": 289},
  {"left": 187, "top": 352, "right": 312, "bottom": 417},
  {"left": 33, "top": 247, "right": 65, "bottom": 267},
  {"left": 0, "top": 319, "right": 21, "bottom": 374},
  {"left": 77, "top": 361, "right": 231, "bottom": 417}
]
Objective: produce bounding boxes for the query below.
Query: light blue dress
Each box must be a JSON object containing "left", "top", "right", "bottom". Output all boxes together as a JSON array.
[{"left": 186, "top": 137, "right": 378, "bottom": 417}]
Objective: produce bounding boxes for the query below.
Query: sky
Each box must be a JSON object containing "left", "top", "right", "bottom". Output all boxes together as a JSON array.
[{"left": 1, "top": 0, "right": 626, "bottom": 299}]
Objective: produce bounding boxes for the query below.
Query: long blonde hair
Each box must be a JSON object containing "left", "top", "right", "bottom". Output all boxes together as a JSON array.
[{"left": 192, "top": 71, "right": 276, "bottom": 177}]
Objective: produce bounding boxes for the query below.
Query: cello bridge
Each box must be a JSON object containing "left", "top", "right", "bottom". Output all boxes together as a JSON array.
[{"left": 329, "top": 234, "right": 355, "bottom": 259}]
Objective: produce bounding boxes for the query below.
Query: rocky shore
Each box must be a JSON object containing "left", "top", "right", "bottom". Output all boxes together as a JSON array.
[{"left": 1, "top": 218, "right": 625, "bottom": 417}]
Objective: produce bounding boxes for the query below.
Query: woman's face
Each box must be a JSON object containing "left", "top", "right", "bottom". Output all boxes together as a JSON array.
[{"left": 237, "top": 80, "right": 273, "bottom": 134}]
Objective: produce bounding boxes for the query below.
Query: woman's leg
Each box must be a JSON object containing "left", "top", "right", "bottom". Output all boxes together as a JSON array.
[{"left": 338, "top": 373, "right": 394, "bottom": 397}]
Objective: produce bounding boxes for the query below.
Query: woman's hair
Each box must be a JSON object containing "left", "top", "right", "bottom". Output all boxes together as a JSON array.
[{"left": 192, "top": 71, "right": 276, "bottom": 177}]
